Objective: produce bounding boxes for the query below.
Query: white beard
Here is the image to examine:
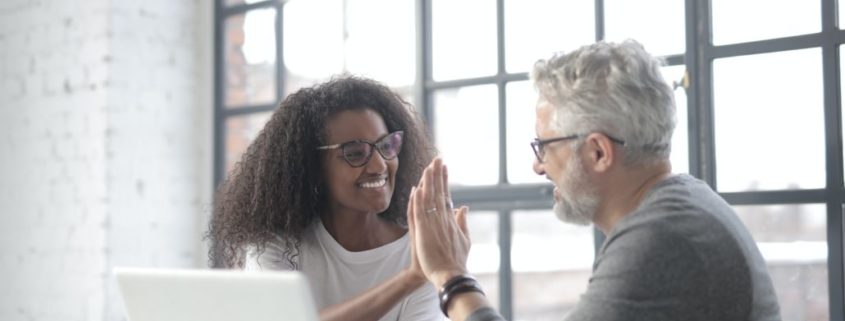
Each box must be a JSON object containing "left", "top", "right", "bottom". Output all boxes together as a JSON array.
[{"left": 552, "top": 154, "right": 599, "bottom": 225}]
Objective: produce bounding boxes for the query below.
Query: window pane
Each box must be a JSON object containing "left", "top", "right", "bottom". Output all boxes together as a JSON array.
[
  {"left": 224, "top": 0, "right": 264, "bottom": 7},
  {"left": 224, "top": 9, "right": 277, "bottom": 107},
  {"left": 713, "top": 49, "right": 824, "bottom": 192},
  {"left": 512, "top": 210, "right": 594, "bottom": 320},
  {"left": 733, "top": 204, "right": 828, "bottom": 321},
  {"left": 283, "top": 0, "right": 343, "bottom": 97},
  {"left": 466, "top": 211, "right": 500, "bottom": 311},
  {"left": 346, "top": 0, "right": 415, "bottom": 87},
  {"left": 604, "top": 0, "right": 685, "bottom": 56},
  {"left": 433, "top": 85, "right": 499, "bottom": 186},
  {"left": 224, "top": 112, "right": 273, "bottom": 175},
  {"left": 506, "top": 81, "right": 545, "bottom": 184},
  {"left": 432, "top": 0, "right": 497, "bottom": 81},
  {"left": 504, "top": 0, "right": 594, "bottom": 73},
  {"left": 841, "top": 2, "right": 845, "bottom": 30},
  {"left": 661, "top": 65, "right": 689, "bottom": 175},
  {"left": 712, "top": 0, "right": 820, "bottom": 45}
]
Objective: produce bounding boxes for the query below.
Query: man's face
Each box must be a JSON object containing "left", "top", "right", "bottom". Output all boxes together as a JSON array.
[{"left": 533, "top": 100, "right": 599, "bottom": 225}]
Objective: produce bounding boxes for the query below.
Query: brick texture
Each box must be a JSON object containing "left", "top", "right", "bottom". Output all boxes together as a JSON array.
[{"left": 0, "top": 0, "right": 212, "bottom": 320}]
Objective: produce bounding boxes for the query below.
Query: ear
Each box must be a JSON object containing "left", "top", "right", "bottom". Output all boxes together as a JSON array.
[{"left": 583, "top": 133, "right": 616, "bottom": 173}]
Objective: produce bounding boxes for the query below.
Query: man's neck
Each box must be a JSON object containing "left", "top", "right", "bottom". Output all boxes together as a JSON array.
[{"left": 594, "top": 160, "right": 672, "bottom": 234}]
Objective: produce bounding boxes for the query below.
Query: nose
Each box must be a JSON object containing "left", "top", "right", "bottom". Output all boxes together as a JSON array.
[
  {"left": 364, "top": 149, "right": 389, "bottom": 173},
  {"left": 533, "top": 158, "right": 545, "bottom": 176}
]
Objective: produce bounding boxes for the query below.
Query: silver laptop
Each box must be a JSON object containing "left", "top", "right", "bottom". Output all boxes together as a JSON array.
[{"left": 114, "top": 267, "right": 319, "bottom": 321}]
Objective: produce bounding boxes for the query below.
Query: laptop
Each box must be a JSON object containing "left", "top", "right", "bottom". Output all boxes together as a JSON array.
[{"left": 114, "top": 267, "right": 319, "bottom": 321}]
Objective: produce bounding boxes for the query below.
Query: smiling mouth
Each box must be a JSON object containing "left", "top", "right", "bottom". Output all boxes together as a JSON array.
[{"left": 359, "top": 178, "right": 387, "bottom": 189}]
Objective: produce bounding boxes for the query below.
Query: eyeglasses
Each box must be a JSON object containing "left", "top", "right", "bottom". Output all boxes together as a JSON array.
[
  {"left": 317, "top": 131, "right": 404, "bottom": 167},
  {"left": 530, "top": 133, "right": 626, "bottom": 163}
]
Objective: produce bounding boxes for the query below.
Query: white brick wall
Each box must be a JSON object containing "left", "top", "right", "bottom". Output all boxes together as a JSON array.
[
  {"left": 104, "top": 0, "right": 212, "bottom": 319},
  {"left": 0, "top": 0, "right": 212, "bottom": 320}
]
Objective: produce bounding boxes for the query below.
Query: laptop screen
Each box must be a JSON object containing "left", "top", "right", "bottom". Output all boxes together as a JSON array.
[{"left": 114, "top": 268, "right": 319, "bottom": 321}]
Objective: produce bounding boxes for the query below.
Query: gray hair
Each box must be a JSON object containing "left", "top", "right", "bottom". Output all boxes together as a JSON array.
[{"left": 531, "top": 39, "right": 676, "bottom": 165}]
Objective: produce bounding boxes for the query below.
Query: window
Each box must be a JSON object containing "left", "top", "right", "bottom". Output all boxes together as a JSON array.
[
  {"left": 214, "top": 0, "right": 416, "bottom": 186},
  {"left": 682, "top": 0, "right": 842, "bottom": 319},
  {"left": 712, "top": 49, "right": 825, "bottom": 192},
  {"left": 215, "top": 0, "right": 282, "bottom": 187},
  {"left": 422, "top": 0, "right": 688, "bottom": 319},
  {"left": 215, "top": 1, "right": 845, "bottom": 320},
  {"left": 734, "top": 204, "right": 828, "bottom": 320}
]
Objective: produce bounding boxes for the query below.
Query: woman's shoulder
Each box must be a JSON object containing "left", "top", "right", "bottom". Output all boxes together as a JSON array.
[
  {"left": 244, "top": 226, "right": 319, "bottom": 270},
  {"left": 243, "top": 234, "right": 292, "bottom": 271}
]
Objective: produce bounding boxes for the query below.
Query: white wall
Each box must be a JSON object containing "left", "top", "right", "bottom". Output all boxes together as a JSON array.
[{"left": 0, "top": 0, "right": 213, "bottom": 320}]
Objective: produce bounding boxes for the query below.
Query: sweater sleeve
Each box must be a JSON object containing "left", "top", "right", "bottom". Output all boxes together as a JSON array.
[
  {"left": 563, "top": 220, "right": 717, "bottom": 321},
  {"left": 465, "top": 307, "right": 507, "bottom": 321}
]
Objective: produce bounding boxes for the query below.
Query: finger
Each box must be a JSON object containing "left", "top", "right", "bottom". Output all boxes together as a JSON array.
[
  {"left": 456, "top": 206, "right": 470, "bottom": 239},
  {"left": 413, "top": 181, "right": 428, "bottom": 226},
  {"left": 408, "top": 187, "right": 419, "bottom": 266},
  {"left": 432, "top": 158, "right": 447, "bottom": 218},
  {"left": 407, "top": 186, "right": 416, "bottom": 239},
  {"left": 423, "top": 163, "right": 437, "bottom": 216},
  {"left": 443, "top": 164, "right": 453, "bottom": 210},
  {"left": 417, "top": 164, "right": 427, "bottom": 191}
]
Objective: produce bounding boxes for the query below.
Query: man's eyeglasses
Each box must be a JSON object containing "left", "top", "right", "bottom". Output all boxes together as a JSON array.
[
  {"left": 317, "top": 131, "right": 404, "bottom": 167},
  {"left": 530, "top": 133, "right": 626, "bottom": 163}
]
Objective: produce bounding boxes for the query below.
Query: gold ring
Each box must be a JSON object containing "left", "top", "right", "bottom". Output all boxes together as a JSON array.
[{"left": 425, "top": 208, "right": 437, "bottom": 214}]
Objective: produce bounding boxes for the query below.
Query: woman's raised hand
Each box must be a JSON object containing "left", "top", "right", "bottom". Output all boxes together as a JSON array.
[{"left": 407, "top": 158, "right": 471, "bottom": 288}]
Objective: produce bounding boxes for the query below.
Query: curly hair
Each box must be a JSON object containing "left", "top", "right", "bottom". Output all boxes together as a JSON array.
[{"left": 207, "top": 76, "right": 435, "bottom": 268}]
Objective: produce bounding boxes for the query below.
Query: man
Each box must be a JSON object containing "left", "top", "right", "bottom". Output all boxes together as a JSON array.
[{"left": 407, "top": 40, "right": 782, "bottom": 321}]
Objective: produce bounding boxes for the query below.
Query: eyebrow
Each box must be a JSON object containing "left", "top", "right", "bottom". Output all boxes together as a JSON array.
[{"left": 318, "top": 131, "right": 394, "bottom": 149}]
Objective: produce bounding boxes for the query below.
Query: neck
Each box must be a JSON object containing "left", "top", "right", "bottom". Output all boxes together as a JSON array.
[
  {"left": 320, "top": 209, "right": 404, "bottom": 252},
  {"left": 594, "top": 160, "right": 672, "bottom": 233}
]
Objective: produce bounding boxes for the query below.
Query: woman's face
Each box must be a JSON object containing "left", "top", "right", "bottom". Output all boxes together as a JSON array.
[{"left": 321, "top": 108, "right": 400, "bottom": 216}]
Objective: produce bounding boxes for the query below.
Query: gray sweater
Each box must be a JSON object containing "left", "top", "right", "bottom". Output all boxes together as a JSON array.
[{"left": 466, "top": 174, "right": 781, "bottom": 321}]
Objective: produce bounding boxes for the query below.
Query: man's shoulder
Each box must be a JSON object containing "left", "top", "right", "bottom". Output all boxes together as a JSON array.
[
  {"left": 600, "top": 179, "right": 756, "bottom": 286},
  {"left": 615, "top": 174, "right": 737, "bottom": 242},
  {"left": 613, "top": 200, "right": 727, "bottom": 245},
  {"left": 590, "top": 210, "right": 756, "bottom": 321},
  {"left": 583, "top": 178, "right": 779, "bottom": 321},
  {"left": 608, "top": 187, "right": 749, "bottom": 268}
]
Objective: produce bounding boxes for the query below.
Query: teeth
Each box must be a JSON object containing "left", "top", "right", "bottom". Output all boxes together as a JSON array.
[{"left": 360, "top": 179, "right": 386, "bottom": 188}]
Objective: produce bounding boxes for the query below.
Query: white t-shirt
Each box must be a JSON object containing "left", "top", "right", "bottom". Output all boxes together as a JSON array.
[{"left": 244, "top": 221, "right": 442, "bottom": 321}]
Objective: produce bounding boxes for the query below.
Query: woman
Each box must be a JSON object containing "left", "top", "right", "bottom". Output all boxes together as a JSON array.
[{"left": 208, "top": 76, "right": 440, "bottom": 321}]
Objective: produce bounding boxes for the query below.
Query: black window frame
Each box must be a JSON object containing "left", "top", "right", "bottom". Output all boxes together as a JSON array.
[{"left": 214, "top": 0, "right": 845, "bottom": 319}]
